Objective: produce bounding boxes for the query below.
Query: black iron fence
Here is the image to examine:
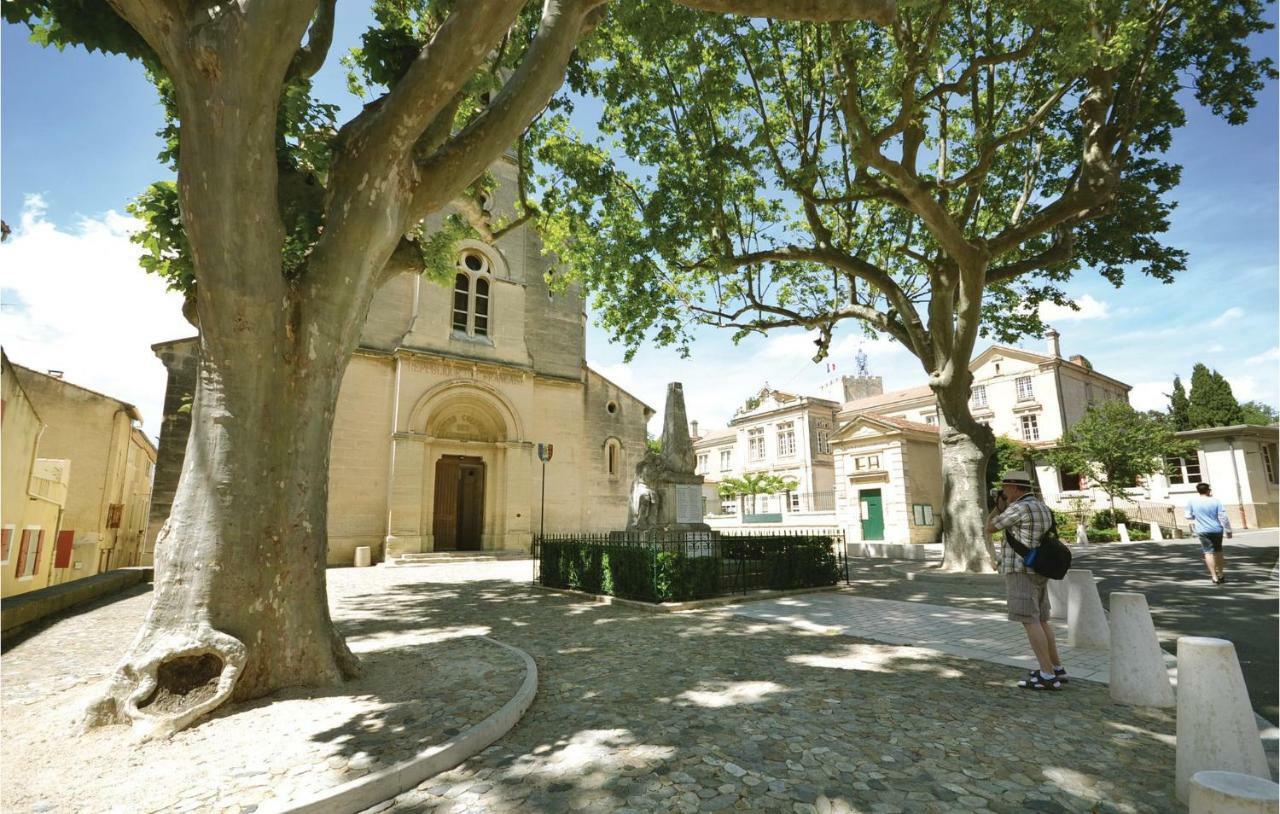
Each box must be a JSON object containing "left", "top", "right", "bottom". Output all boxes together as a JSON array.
[{"left": 532, "top": 529, "right": 848, "bottom": 604}]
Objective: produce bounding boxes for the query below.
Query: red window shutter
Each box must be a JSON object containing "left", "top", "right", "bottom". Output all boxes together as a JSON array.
[
  {"left": 1, "top": 527, "right": 10, "bottom": 561},
  {"left": 15, "top": 530, "right": 32, "bottom": 576},
  {"left": 31, "top": 531, "right": 44, "bottom": 574},
  {"left": 54, "top": 530, "right": 75, "bottom": 568}
]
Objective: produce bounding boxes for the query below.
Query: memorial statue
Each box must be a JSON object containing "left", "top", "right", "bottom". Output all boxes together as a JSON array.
[{"left": 626, "top": 383, "right": 709, "bottom": 533}]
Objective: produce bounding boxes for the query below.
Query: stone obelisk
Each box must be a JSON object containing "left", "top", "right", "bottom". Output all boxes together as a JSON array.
[{"left": 626, "top": 382, "right": 709, "bottom": 533}]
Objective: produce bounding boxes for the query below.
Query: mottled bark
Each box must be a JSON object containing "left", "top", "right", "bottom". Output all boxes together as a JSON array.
[
  {"left": 82, "top": 324, "right": 360, "bottom": 739},
  {"left": 934, "top": 378, "right": 997, "bottom": 573}
]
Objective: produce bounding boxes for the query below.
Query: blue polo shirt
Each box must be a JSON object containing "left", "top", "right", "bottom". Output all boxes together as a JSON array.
[{"left": 1185, "top": 495, "right": 1231, "bottom": 534}]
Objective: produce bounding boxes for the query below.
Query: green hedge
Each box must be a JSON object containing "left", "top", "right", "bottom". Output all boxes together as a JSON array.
[
  {"left": 538, "top": 535, "right": 839, "bottom": 603},
  {"left": 538, "top": 541, "right": 721, "bottom": 602},
  {"left": 1086, "top": 526, "right": 1151, "bottom": 543}
]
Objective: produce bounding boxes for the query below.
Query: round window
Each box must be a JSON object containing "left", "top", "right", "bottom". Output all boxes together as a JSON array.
[
  {"left": 463, "top": 252, "right": 485, "bottom": 272},
  {"left": 606, "top": 401, "right": 619, "bottom": 415}
]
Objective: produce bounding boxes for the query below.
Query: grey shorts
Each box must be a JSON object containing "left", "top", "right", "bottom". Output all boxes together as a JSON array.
[{"left": 1006, "top": 572, "right": 1051, "bottom": 623}]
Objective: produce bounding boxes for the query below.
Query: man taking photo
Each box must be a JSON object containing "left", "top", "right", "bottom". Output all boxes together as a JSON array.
[{"left": 986, "top": 470, "right": 1068, "bottom": 691}]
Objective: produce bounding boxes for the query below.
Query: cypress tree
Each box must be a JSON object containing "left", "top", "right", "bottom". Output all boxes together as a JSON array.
[
  {"left": 1188, "top": 363, "right": 1244, "bottom": 428},
  {"left": 1169, "top": 375, "right": 1191, "bottom": 430}
]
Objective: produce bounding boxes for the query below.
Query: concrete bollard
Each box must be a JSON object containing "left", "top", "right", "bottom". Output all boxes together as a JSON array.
[
  {"left": 1175, "top": 638, "right": 1271, "bottom": 802},
  {"left": 354, "top": 546, "right": 372, "bottom": 568},
  {"left": 1189, "top": 771, "right": 1280, "bottom": 814},
  {"left": 1117, "top": 522, "right": 1131, "bottom": 543},
  {"left": 1047, "top": 577, "right": 1069, "bottom": 620},
  {"left": 1066, "top": 569, "right": 1109, "bottom": 649},
  {"left": 1149, "top": 522, "right": 1163, "bottom": 542},
  {"left": 1108, "top": 592, "right": 1174, "bottom": 707},
  {"left": 1075, "top": 524, "right": 1089, "bottom": 547}
]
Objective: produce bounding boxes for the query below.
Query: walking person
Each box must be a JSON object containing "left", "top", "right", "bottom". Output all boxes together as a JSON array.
[
  {"left": 987, "top": 470, "right": 1068, "bottom": 690},
  {"left": 1185, "top": 482, "right": 1232, "bottom": 584}
]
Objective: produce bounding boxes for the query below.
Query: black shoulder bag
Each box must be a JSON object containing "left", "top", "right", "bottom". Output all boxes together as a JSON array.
[{"left": 1004, "top": 507, "right": 1073, "bottom": 580}]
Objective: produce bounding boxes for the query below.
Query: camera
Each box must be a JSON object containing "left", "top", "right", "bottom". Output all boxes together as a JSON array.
[{"left": 987, "top": 487, "right": 1006, "bottom": 511}]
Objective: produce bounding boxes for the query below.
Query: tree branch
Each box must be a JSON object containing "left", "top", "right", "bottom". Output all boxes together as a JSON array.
[
  {"left": 985, "top": 230, "right": 1074, "bottom": 285},
  {"left": 675, "top": 0, "right": 896, "bottom": 25},
  {"left": 411, "top": 0, "right": 607, "bottom": 216},
  {"left": 285, "top": 0, "right": 336, "bottom": 83}
]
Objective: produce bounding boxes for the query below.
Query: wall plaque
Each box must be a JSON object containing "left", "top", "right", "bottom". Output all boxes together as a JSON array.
[{"left": 675, "top": 484, "right": 703, "bottom": 524}]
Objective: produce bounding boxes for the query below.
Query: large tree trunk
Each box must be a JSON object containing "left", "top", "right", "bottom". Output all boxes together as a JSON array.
[
  {"left": 935, "top": 382, "right": 998, "bottom": 573},
  {"left": 82, "top": 317, "right": 360, "bottom": 740}
]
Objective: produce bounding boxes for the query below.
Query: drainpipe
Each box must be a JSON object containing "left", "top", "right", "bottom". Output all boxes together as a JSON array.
[
  {"left": 1225, "top": 435, "right": 1248, "bottom": 529},
  {"left": 384, "top": 276, "right": 419, "bottom": 555}
]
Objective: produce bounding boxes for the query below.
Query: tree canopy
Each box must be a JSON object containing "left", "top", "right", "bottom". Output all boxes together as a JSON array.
[
  {"left": 530, "top": 0, "right": 1275, "bottom": 572},
  {"left": 1187, "top": 362, "right": 1245, "bottom": 428}
]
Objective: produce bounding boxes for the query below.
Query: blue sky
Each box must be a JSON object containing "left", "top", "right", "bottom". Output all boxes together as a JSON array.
[{"left": 2, "top": 10, "right": 1277, "bottom": 440}]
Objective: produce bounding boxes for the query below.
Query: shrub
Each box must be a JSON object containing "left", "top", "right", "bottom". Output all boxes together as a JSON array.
[
  {"left": 1091, "top": 509, "right": 1130, "bottom": 530},
  {"left": 1086, "top": 525, "right": 1151, "bottom": 543}
]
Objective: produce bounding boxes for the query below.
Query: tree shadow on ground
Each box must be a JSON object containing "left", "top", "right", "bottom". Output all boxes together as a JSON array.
[
  {"left": 844, "top": 544, "right": 1279, "bottom": 722},
  {"left": 311, "top": 569, "right": 1184, "bottom": 813}
]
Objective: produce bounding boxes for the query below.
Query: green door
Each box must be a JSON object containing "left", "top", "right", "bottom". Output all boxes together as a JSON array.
[{"left": 860, "top": 490, "right": 885, "bottom": 541}]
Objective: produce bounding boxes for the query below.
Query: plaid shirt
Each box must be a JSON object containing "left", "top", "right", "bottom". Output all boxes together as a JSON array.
[{"left": 992, "top": 494, "right": 1053, "bottom": 574}]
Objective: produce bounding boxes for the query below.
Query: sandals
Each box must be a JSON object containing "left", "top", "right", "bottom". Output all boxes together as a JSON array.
[
  {"left": 1027, "top": 667, "right": 1069, "bottom": 684},
  {"left": 1018, "top": 672, "right": 1063, "bottom": 691}
]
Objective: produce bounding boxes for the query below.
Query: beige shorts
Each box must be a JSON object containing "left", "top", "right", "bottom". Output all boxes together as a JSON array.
[{"left": 1005, "top": 572, "right": 1051, "bottom": 623}]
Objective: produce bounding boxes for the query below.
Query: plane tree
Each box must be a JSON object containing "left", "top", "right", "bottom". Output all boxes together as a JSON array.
[
  {"left": 3, "top": 0, "right": 896, "bottom": 737},
  {"left": 531, "top": 0, "right": 1274, "bottom": 571}
]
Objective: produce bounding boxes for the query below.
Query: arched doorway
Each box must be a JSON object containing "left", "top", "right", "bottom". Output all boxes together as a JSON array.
[{"left": 433, "top": 455, "right": 485, "bottom": 550}]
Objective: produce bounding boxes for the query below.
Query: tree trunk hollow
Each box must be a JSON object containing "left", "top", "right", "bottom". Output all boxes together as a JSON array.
[{"left": 82, "top": 345, "right": 359, "bottom": 739}]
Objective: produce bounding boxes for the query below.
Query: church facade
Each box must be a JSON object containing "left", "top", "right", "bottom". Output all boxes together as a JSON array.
[{"left": 147, "top": 159, "right": 652, "bottom": 565}]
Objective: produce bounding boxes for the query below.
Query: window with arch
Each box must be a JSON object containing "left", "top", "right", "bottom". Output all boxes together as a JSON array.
[
  {"left": 605, "top": 438, "right": 623, "bottom": 477},
  {"left": 452, "top": 250, "right": 494, "bottom": 338}
]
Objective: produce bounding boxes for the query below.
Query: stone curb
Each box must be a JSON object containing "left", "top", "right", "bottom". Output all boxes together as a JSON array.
[
  {"left": 264, "top": 636, "right": 538, "bottom": 814},
  {"left": 530, "top": 583, "right": 838, "bottom": 612}
]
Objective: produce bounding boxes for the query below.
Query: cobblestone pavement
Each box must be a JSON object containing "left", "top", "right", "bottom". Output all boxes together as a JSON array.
[
  {"left": 3, "top": 561, "right": 1187, "bottom": 813},
  {"left": 2, "top": 572, "right": 526, "bottom": 813},
  {"left": 728, "top": 593, "right": 1115, "bottom": 682},
  {"left": 366, "top": 562, "right": 1181, "bottom": 813}
]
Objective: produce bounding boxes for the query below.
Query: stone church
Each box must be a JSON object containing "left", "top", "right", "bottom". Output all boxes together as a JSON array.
[{"left": 147, "top": 158, "right": 652, "bottom": 565}]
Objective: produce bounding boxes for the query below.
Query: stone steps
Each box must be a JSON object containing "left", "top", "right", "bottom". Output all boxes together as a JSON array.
[{"left": 384, "top": 551, "right": 530, "bottom": 567}]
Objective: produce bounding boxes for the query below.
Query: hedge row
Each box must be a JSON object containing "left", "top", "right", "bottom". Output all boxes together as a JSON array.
[{"left": 537, "top": 536, "right": 840, "bottom": 603}]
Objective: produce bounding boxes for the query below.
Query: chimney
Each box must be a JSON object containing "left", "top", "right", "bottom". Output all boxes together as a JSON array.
[
  {"left": 1046, "top": 328, "right": 1061, "bottom": 359},
  {"left": 690, "top": 420, "right": 699, "bottom": 441}
]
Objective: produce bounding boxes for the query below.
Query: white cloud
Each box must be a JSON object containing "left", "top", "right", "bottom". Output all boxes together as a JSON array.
[
  {"left": 1038, "top": 294, "right": 1110, "bottom": 323},
  {"left": 1128, "top": 381, "right": 1171, "bottom": 412},
  {"left": 1246, "top": 346, "right": 1280, "bottom": 365},
  {"left": 1223, "top": 375, "right": 1259, "bottom": 403},
  {"left": 1207, "top": 307, "right": 1245, "bottom": 328},
  {"left": 0, "top": 195, "right": 193, "bottom": 440}
]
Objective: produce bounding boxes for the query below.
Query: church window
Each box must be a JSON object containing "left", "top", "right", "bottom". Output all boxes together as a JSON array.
[
  {"left": 452, "top": 250, "right": 495, "bottom": 339},
  {"left": 474, "top": 278, "right": 490, "bottom": 336},
  {"left": 606, "top": 401, "right": 619, "bottom": 415},
  {"left": 452, "top": 274, "right": 470, "bottom": 332},
  {"left": 605, "top": 439, "right": 622, "bottom": 477}
]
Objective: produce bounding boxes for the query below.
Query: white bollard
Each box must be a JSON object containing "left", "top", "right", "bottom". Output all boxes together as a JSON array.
[
  {"left": 1066, "top": 569, "right": 1110, "bottom": 649},
  {"left": 1047, "top": 577, "right": 1069, "bottom": 620},
  {"left": 1117, "top": 522, "right": 1131, "bottom": 543},
  {"left": 354, "top": 545, "right": 372, "bottom": 567},
  {"left": 1075, "top": 524, "right": 1089, "bottom": 547},
  {"left": 1189, "top": 771, "right": 1280, "bottom": 814},
  {"left": 1175, "top": 637, "right": 1271, "bottom": 802},
  {"left": 1108, "top": 592, "right": 1174, "bottom": 707},
  {"left": 1149, "top": 521, "right": 1163, "bottom": 542}
]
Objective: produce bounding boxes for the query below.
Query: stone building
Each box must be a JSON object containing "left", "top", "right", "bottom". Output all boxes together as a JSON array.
[
  {"left": 692, "top": 386, "right": 840, "bottom": 520},
  {"left": 1147, "top": 424, "right": 1280, "bottom": 530},
  {"left": 5, "top": 357, "right": 154, "bottom": 584},
  {"left": 148, "top": 159, "right": 652, "bottom": 565}
]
